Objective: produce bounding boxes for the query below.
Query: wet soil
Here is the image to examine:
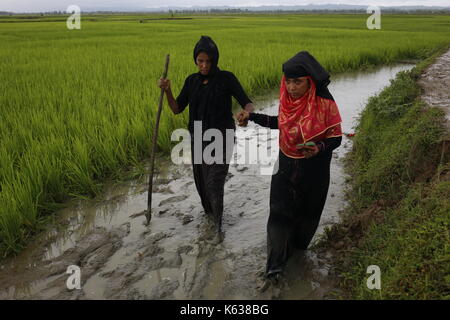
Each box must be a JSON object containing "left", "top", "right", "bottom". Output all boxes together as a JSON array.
[
  {"left": 0, "top": 64, "right": 415, "bottom": 300},
  {"left": 419, "top": 48, "right": 450, "bottom": 137}
]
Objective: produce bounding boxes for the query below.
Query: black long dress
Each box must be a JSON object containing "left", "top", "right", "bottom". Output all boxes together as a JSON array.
[
  {"left": 249, "top": 112, "right": 342, "bottom": 275},
  {"left": 176, "top": 70, "right": 252, "bottom": 230}
]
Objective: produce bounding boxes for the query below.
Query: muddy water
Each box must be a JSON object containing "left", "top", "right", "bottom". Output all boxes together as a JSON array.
[{"left": 0, "top": 64, "right": 414, "bottom": 300}]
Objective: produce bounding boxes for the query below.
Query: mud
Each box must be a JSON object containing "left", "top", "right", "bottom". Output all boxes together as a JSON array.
[
  {"left": 419, "top": 48, "right": 450, "bottom": 137},
  {"left": 0, "top": 64, "right": 414, "bottom": 300}
]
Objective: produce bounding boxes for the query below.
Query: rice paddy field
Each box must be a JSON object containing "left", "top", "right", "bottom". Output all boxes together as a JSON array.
[{"left": 0, "top": 13, "right": 449, "bottom": 258}]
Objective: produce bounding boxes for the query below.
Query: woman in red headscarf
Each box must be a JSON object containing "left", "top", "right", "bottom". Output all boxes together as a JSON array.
[{"left": 236, "top": 51, "right": 342, "bottom": 279}]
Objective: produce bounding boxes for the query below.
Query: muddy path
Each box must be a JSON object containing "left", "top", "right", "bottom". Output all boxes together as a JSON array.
[
  {"left": 419, "top": 48, "right": 450, "bottom": 137},
  {"left": 0, "top": 64, "right": 414, "bottom": 300}
]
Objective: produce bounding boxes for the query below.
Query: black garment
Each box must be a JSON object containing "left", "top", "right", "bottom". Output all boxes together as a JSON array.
[
  {"left": 249, "top": 112, "right": 279, "bottom": 129},
  {"left": 179, "top": 70, "right": 251, "bottom": 231},
  {"left": 248, "top": 111, "right": 342, "bottom": 276},
  {"left": 177, "top": 37, "right": 252, "bottom": 230},
  {"left": 178, "top": 70, "right": 250, "bottom": 229},
  {"left": 177, "top": 70, "right": 252, "bottom": 133},
  {"left": 191, "top": 150, "right": 230, "bottom": 230},
  {"left": 284, "top": 64, "right": 309, "bottom": 79},
  {"left": 266, "top": 147, "right": 340, "bottom": 275},
  {"left": 283, "top": 51, "right": 331, "bottom": 88}
]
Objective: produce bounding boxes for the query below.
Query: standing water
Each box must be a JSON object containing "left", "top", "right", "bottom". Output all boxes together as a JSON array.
[{"left": 0, "top": 64, "right": 414, "bottom": 300}]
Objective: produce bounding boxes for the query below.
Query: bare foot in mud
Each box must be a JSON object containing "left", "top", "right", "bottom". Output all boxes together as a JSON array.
[
  {"left": 255, "top": 269, "right": 269, "bottom": 292},
  {"left": 197, "top": 215, "right": 224, "bottom": 245},
  {"left": 255, "top": 269, "right": 289, "bottom": 299},
  {"left": 206, "top": 231, "right": 224, "bottom": 245},
  {"left": 257, "top": 275, "right": 288, "bottom": 299}
]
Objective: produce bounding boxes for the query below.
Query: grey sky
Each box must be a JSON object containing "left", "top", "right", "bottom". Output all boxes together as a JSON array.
[{"left": 1, "top": 0, "right": 449, "bottom": 12}]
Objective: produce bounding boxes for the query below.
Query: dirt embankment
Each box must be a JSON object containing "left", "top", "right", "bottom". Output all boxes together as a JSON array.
[
  {"left": 418, "top": 49, "right": 450, "bottom": 137},
  {"left": 315, "top": 48, "right": 450, "bottom": 299}
]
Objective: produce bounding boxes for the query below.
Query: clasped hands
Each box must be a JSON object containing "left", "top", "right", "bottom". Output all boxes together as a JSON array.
[
  {"left": 234, "top": 105, "right": 319, "bottom": 158},
  {"left": 235, "top": 103, "right": 254, "bottom": 127},
  {"left": 235, "top": 110, "right": 250, "bottom": 127}
]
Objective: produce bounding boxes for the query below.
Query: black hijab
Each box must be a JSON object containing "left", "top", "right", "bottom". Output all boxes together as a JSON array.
[
  {"left": 193, "top": 35, "right": 220, "bottom": 80},
  {"left": 282, "top": 51, "right": 334, "bottom": 100},
  {"left": 282, "top": 51, "right": 330, "bottom": 88},
  {"left": 189, "top": 36, "right": 224, "bottom": 129}
]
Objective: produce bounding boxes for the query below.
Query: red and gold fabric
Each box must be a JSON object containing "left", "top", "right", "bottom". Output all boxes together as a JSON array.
[{"left": 278, "top": 75, "right": 342, "bottom": 159}]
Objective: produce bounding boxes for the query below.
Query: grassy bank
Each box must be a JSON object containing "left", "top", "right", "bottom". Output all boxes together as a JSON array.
[
  {"left": 1, "top": 14, "right": 450, "bottom": 259},
  {"left": 317, "top": 49, "right": 449, "bottom": 299}
]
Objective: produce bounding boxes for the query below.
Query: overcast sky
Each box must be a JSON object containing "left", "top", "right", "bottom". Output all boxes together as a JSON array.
[{"left": 1, "top": 0, "right": 449, "bottom": 12}]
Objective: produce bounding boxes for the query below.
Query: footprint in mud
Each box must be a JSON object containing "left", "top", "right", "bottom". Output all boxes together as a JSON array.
[
  {"left": 158, "top": 208, "right": 170, "bottom": 215},
  {"left": 222, "top": 214, "right": 239, "bottom": 227},
  {"left": 130, "top": 207, "right": 171, "bottom": 219},
  {"left": 181, "top": 215, "right": 194, "bottom": 225},
  {"left": 154, "top": 185, "right": 174, "bottom": 194},
  {"left": 225, "top": 172, "right": 233, "bottom": 182},
  {"left": 171, "top": 171, "right": 185, "bottom": 180},
  {"left": 159, "top": 195, "right": 189, "bottom": 207},
  {"left": 182, "top": 181, "right": 194, "bottom": 188},
  {"left": 135, "top": 182, "right": 173, "bottom": 195},
  {"left": 196, "top": 217, "right": 224, "bottom": 248},
  {"left": 236, "top": 166, "right": 249, "bottom": 172},
  {"left": 256, "top": 273, "right": 290, "bottom": 299},
  {"left": 99, "top": 249, "right": 183, "bottom": 299},
  {"left": 148, "top": 279, "right": 180, "bottom": 299},
  {"left": 154, "top": 178, "right": 171, "bottom": 185},
  {"left": 129, "top": 210, "right": 147, "bottom": 219},
  {"left": 0, "top": 224, "right": 130, "bottom": 300},
  {"left": 173, "top": 211, "right": 194, "bottom": 225},
  {"left": 178, "top": 245, "right": 194, "bottom": 255}
]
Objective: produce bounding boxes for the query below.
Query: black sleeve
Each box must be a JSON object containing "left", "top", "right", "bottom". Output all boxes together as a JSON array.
[
  {"left": 175, "top": 76, "right": 190, "bottom": 113},
  {"left": 226, "top": 72, "right": 252, "bottom": 108},
  {"left": 316, "top": 136, "right": 342, "bottom": 154},
  {"left": 248, "top": 112, "right": 278, "bottom": 129}
]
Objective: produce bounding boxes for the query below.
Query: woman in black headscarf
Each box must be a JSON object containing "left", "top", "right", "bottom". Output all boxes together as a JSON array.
[
  {"left": 237, "top": 51, "right": 343, "bottom": 279},
  {"left": 158, "top": 36, "right": 254, "bottom": 236}
]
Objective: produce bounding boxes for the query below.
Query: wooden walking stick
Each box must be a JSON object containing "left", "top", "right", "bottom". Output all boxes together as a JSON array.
[{"left": 145, "top": 54, "right": 170, "bottom": 225}]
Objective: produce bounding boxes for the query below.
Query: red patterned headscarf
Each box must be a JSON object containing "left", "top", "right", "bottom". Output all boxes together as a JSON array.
[{"left": 278, "top": 75, "right": 342, "bottom": 159}]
